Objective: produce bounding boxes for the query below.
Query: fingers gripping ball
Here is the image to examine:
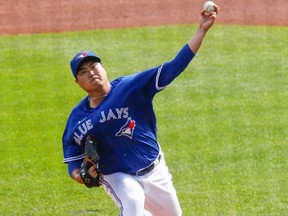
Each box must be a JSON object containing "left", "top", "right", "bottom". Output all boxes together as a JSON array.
[
  {"left": 80, "top": 134, "right": 103, "bottom": 187},
  {"left": 203, "top": 1, "right": 216, "bottom": 12}
]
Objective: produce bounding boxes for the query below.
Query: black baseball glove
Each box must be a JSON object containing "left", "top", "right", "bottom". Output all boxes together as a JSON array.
[{"left": 80, "top": 134, "right": 103, "bottom": 188}]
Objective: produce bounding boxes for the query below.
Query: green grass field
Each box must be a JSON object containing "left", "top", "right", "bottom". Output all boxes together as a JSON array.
[{"left": 0, "top": 24, "right": 287, "bottom": 215}]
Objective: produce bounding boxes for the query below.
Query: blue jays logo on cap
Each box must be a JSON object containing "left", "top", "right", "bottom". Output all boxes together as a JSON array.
[
  {"left": 70, "top": 51, "right": 101, "bottom": 78},
  {"left": 75, "top": 51, "right": 88, "bottom": 60}
]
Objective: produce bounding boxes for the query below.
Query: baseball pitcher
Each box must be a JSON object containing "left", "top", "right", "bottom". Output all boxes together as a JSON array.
[{"left": 62, "top": 5, "right": 219, "bottom": 216}]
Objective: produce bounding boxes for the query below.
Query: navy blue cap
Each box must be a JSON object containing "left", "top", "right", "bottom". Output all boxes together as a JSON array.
[{"left": 70, "top": 51, "right": 101, "bottom": 78}]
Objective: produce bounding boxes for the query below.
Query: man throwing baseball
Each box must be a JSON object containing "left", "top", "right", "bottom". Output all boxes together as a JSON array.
[{"left": 62, "top": 4, "right": 219, "bottom": 216}]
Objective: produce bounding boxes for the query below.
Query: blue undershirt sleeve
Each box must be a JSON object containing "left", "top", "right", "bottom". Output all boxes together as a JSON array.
[
  {"left": 158, "top": 44, "right": 195, "bottom": 87},
  {"left": 68, "top": 160, "right": 82, "bottom": 176}
]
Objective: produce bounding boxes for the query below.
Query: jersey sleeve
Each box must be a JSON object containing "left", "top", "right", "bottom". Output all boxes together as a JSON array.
[
  {"left": 62, "top": 126, "right": 85, "bottom": 175},
  {"left": 62, "top": 114, "right": 85, "bottom": 164},
  {"left": 62, "top": 141, "right": 85, "bottom": 163},
  {"left": 156, "top": 43, "right": 195, "bottom": 90},
  {"left": 121, "top": 44, "right": 195, "bottom": 98},
  {"left": 63, "top": 141, "right": 83, "bottom": 176}
]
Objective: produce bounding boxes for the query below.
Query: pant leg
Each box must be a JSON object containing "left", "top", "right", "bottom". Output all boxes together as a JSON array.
[
  {"left": 102, "top": 172, "right": 149, "bottom": 216},
  {"left": 137, "top": 156, "right": 182, "bottom": 216}
]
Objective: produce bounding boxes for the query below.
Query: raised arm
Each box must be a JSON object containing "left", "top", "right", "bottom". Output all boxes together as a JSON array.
[
  {"left": 156, "top": 5, "right": 219, "bottom": 88},
  {"left": 188, "top": 6, "right": 219, "bottom": 54}
]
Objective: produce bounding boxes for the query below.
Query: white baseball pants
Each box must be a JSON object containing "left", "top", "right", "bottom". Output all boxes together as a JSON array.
[{"left": 102, "top": 154, "right": 182, "bottom": 216}]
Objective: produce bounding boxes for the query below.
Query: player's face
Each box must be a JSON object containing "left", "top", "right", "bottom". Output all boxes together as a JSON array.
[{"left": 76, "top": 60, "right": 109, "bottom": 92}]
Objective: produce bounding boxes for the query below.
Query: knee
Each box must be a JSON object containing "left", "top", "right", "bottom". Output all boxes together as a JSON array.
[
  {"left": 121, "top": 191, "right": 145, "bottom": 215},
  {"left": 126, "top": 190, "right": 145, "bottom": 207}
]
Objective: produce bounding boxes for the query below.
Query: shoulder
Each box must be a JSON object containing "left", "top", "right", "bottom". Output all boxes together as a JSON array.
[
  {"left": 64, "top": 96, "right": 90, "bottom": 131},
  {"left": 112, "top": 67, "right": 161, "bottom": 84},
  {"left": 68, "top": 97, "right": 89, "bottom": 119},
  {"left": 72, "top": 96, "right": 89, "bottom": 112}
]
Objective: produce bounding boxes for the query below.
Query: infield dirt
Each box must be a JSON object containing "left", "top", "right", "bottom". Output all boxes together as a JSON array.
[{"left": 0, "top": 0, "right": 287, "bottom": 35}]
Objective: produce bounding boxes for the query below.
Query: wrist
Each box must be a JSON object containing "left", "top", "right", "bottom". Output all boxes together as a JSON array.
[
  {"left": 71, "top": 169, "right": 83, "bottom": 184},
  {"left": 197, "top": 26, "right": 208, "bottom": 36}
]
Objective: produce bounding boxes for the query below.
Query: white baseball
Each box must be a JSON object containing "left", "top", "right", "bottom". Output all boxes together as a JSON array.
[{"left": 203, "top": 1, "right": 215, "bottom": 12}]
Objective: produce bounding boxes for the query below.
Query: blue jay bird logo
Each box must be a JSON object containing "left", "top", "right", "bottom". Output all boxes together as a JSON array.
[
  {"left": 116, "top": 117, "right": 136, "bottom": 139},
  {"left": 76, "top": 51, "right": 88, "bottom": 60}
]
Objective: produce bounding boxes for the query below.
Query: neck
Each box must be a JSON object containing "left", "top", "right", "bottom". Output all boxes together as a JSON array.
[
  {"left": 88, "top": 84, "right": 110, "bottom": 108},
  {"left": 88, "top": 94, "right": 107, "bottom": 108}
]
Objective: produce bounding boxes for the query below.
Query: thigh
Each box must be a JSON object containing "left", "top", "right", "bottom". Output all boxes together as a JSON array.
[
  {"left": 138, "top": 157, "right": 182, "bottom": 216},
  {"left": 102, "top": 172, "right": 146, "bottom": 216}
]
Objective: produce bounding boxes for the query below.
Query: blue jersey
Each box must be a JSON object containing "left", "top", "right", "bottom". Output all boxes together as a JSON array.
[{"left": 62, "top": 44, "right": 195, "bottom": 175}]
